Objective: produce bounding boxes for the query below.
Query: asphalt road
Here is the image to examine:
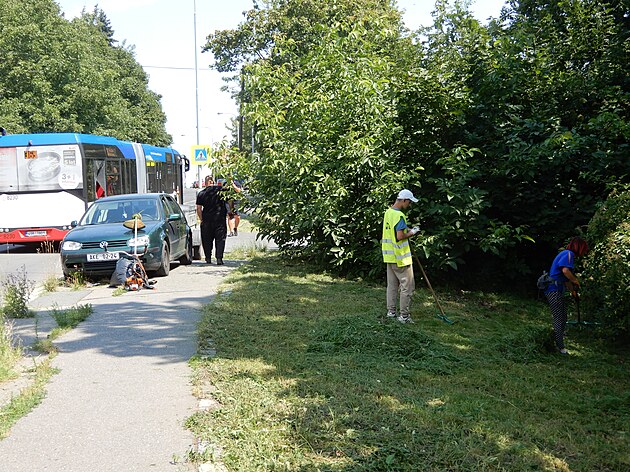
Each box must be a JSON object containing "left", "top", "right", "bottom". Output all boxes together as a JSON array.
[
  {"left": 0, "top": 252, "right": 61, "bottom": 289},
  {"left": 0, "top": 229, "right": 274, "bottom": 471}
]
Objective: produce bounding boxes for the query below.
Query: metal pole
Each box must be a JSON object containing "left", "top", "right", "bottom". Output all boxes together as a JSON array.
[
  {"left": 239, "top": 72, "right": 244, "bottom": 152},
  {"left": 193, "top": 0, "right": 200, "bottom": 146},
  {"left": 193, "top": 0, "right": 202, "bottom": 185}
]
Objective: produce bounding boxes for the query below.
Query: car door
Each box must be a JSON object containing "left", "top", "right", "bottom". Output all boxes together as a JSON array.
[{"left": 161, "top": 195, "right": 185, "bottom": 257}]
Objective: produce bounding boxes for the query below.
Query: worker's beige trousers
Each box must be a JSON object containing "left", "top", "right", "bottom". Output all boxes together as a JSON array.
[{"left": 386, "top": 263, "right": 415, "bottom": 316}]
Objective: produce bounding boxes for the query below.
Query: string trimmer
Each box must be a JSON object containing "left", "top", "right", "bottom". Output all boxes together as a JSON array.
[
  {"left": 566, "top": 289, "right": 599, "bottom": 326},
  {"left": 410, "top": 245, "right": 455, "bottom": 324}
]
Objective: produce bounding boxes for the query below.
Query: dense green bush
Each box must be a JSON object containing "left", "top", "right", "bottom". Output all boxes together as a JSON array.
[
  {"left": 207, "top": 0, "right": 628, "bottom": 282},
  {"left": 583, "top": 187, "right": 630, "bottom": 341}
]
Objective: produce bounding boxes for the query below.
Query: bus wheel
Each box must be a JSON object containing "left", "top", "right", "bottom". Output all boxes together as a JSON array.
[{"left": 156, "top": 242, "right": 170, "bottom": 276}]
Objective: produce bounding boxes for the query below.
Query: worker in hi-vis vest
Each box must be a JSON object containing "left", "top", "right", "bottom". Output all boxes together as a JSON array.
[{"left": 381, "top": 189, "right": 420, "bottom": 323}]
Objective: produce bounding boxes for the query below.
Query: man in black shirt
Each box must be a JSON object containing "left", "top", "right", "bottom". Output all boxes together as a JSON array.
[{"left": 196, "top": 176, "right": 229, "bottom": 264}]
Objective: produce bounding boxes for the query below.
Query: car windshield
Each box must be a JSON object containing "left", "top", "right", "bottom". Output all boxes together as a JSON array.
[{"left": 81, "top": 199, "right": 160, "bottom": 225}]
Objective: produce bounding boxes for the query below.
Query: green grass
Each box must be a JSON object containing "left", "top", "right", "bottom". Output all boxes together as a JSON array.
[
  {"left": 42, "top": 275, "right": 62, "bottom": 293},
  {"left": 225, "top": 241, "right": 269, "bottom": 260},
  {"left": 0, "top": 316, "right": 22, "bottom": 383},
  {"left": 33, "top": 304, "right": 93, "bottom": 353},
  {"left": 64, "top": 271, "right": 89, "bottom": 290},
  {"left": 188, "top": 254, "right": 629, "bottom": 471},
  {"left": 50, "top": 304, "right": 92, "bottom": 329}
]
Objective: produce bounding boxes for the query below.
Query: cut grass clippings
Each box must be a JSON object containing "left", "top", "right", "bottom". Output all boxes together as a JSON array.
[{"left": 188, "top": 254, "right": 629, "bottom": 471}]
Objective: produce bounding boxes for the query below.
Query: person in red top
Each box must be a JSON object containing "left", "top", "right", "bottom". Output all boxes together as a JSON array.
[{"left": 544, "top": 237, "right": 589, "bottom": 355}]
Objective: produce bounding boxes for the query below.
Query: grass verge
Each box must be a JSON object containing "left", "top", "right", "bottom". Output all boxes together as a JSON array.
[
  {"left": 224, "top": 241, "right": 269, "bottom": 261},
  {"left": 188, "top": 254, "right": 629, "bottom": 471}
]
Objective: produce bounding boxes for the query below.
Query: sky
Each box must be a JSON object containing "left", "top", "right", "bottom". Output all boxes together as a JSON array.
[{"left": 55, "top": 0, "right": 507, "bottom": 171}]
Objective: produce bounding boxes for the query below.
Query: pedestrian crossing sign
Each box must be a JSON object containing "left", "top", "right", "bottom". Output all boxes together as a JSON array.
[{"left": 191, "top": 145, "right": 212, "bottom": 165}]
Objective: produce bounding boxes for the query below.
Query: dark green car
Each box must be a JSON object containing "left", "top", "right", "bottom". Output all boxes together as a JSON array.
[{"left": 60, "top": 193, "right": 193, "bottom": 278}]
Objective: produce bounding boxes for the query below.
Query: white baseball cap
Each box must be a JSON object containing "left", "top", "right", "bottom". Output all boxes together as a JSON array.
[{"left": 397, "top": 189, "right": 418, "bottom": 202}]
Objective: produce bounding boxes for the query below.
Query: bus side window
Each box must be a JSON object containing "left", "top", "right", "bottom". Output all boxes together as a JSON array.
[
  {"left": 106, "top": 161, "right": 121, "bottom": 196},
  {"left": 122, "top": 160, "right": 137, "bottom": 194}
]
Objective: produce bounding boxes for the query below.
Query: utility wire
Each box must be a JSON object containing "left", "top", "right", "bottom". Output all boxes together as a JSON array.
[{"left": 142, "top": 65, "right": 212, "bottom": 71}]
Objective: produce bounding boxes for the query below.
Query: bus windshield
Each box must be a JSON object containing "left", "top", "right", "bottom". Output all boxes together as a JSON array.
[{"left": 81, "top": 199, "right": 160, "bottom": 225}]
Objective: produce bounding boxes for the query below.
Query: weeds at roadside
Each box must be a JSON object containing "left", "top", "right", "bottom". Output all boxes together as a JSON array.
[
  {"left": 37, "top": 241, "right": 57, "bottom": 254},
  {"left": 0, "top": 315, "right": 22, "bottom": 382},
  {"left": 32, "top": 336, "right": 58, "bottom": 354},
  {"left": 0, "top": 356, "right": 58, "bottom": 439},
  {"left": 32, "top": 304, "right": 93, "bottom": 354},
  {"left": 112, "top": 287, "right": 126, "bottom": 297},
  {"left": 1, "top": 266, "right": 35, "bottom": 319},
  {"left": 51, "top": 303, "right": 92, "bottom": 329},
  {"left": 42, "top": 275, "right": 62, "bottom": 293},
  {"left": 64, "top": 271, "right": 88, "bottom": 290}
]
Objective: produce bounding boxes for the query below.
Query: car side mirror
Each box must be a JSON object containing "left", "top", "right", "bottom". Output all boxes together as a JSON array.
[
  {"left": 168, "top": 213, "right": 182, "bottom": 221},
  {"left": 70, "top": 220, "right": 78, "bottom": 228}
]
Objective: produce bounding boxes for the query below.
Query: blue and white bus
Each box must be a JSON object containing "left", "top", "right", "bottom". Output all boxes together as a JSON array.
[{"left": 0, "top": 133, "right": 189, "bottom": 245}]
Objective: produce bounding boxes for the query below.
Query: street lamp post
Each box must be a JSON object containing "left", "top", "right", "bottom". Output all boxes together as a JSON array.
[
  {"left": 193, "top": 0, "right": 201, "bottom": 185},
  {"left": 217, "top": 112, "right": 242, "bottom": 151}
]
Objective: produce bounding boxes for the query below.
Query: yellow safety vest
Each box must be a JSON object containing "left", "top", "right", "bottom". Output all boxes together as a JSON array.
[{"left": 382, "top": 208, "right": 412, "bottom": 267}]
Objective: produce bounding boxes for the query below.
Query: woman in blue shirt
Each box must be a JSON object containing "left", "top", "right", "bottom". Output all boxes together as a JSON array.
[{"left": 545, "top": 237, "right": 589, "bottom": 354}]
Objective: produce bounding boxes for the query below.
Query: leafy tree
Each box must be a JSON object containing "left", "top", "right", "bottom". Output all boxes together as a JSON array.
[
  {"left": 0, "top": 0, "right": 170, "bottom": 145},
  {"left": 206, "top": 0, "right": 629, "bottom": 282},
  {"left": 80, "top": 4, "right": 116, "bottom": 47},
  {"left": 399, "top": 0, "right": 535, "bottom": 273},
  {"left": 458, "top": 0, "right": 630, "bottom": 275},
  {"left": 227, "top": 2, "right": 409, "bottom": 276}
]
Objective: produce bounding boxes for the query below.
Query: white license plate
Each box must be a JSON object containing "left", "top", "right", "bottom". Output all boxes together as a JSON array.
[
  {"left": 25, "top": 230, "right": 47, "bottom": 237},
  {"left": 87, "top": 252, "right": 120, "bottom": 262}
]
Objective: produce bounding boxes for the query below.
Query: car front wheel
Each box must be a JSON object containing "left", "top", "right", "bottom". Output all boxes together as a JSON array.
[{"left": 156, "top": 241, "right": 170, "bottom": 276}]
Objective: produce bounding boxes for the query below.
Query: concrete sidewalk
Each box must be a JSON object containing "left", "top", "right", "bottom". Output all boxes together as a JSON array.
[{"left": 0, "top": 230, "right": 273, "bottom": 471}]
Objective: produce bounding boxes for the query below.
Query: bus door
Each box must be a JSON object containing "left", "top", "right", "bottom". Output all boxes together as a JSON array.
[
  {"left": 146, "top": 160, "right": 159, "bottom": 193},
  {"left": 164, "top": 152, "right": 176, "bottom": 196},
  {"left": 120, "top": 158, "right": 137, "bottom": 195}
]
